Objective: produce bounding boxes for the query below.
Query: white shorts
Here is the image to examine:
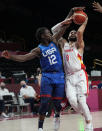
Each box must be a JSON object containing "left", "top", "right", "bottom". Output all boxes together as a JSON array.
[{"left": 65, "top": 70, "right": 89, "bottom": 98}]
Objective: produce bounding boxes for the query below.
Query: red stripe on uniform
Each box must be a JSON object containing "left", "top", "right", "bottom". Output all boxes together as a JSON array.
[
  {"left": 52, "top": 97, "right": 63, "bottom": 100},
  {"left": 81, "top": 63, "right": 86, "bottom": 70},
  {"left": 77, "top": 53, "right": 86, "bottom": 70},
  {"left": 77, "top": 53, "right": 82, "bottom": 60},
  {"left": 40, "top": 94, "right": 51, "bottom": 98},
  {"left": 64, "top": 49, "right": 73, "bottom": 52}
]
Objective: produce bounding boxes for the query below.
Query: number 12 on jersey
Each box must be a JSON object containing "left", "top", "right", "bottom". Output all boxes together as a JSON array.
[{"left": 48, "top": 55, "right": 57, "bottom": 65}]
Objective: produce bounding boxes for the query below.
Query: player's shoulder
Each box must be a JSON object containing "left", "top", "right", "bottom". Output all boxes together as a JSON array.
[
  {"left": 63, "top": 41, "right": 69, "bottom": 48},
  {"left": 59, "top": 38, "right": 68, "bottom": 48},
  {"left": 5, "top": 88, "right": 9, "bottom": 92},
  {"left": 20, "top": 87, "right": 24, "bottom": 91},
  {"left": 28, "top": 85, "right": 34, "bottom": 89},
  {"left": 31, "top": 47, "right": 40, "bottom": 51},
  {"left": 30, "top": 47, "right": 41, "bottom": 55},
  {"left": 27, "top": 85, "right": 32, "bottom": 88}
]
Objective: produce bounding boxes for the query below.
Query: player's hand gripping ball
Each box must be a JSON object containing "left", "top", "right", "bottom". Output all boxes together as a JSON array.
[{"left": 73, "top": 11, "right": 87, "bottom": 25}]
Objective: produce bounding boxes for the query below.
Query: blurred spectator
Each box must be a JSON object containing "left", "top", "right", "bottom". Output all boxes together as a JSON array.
[
  {"left": 20, "top": 80, "right": 38, "bottom": 114},
  {"left": 0, "top": 100, "right": 9, "bottom": 118},
  {"left": 0, "top": 82, "right": 9, "bottom": 96},
  {"left": 30, "top": 75, "right": 34, "bottom": 78},
  {"left": 88, "top": 80, "right": 92, "bottom": 89},
  {"left": 98, "top": 81, "right": 102, "bottom": 89},
  {"left": 0, "top": 72, "right": 6, "bottom": 79},
  {"left": 0, "top": 82, "right": 10, "bottom": 118},
  {"left": 91, "top": 80, "right": 99, "bottom": 89}
]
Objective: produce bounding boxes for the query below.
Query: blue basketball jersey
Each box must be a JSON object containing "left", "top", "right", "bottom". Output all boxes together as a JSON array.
[{"left": 38, "top": 42, "right": 64, "bottom": 73}]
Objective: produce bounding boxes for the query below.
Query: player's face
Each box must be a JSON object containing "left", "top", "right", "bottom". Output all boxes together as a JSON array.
[
  {"left": 43, "top": 29, "right": 52, "bottom": 42},
  {"left": 68, "top": 30, "right": 77, "bottom": 42}
]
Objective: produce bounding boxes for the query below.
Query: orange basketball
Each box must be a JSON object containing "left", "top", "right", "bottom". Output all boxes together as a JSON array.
[{"left": 73, "top": 11, "right": 87, "bottom": 25}]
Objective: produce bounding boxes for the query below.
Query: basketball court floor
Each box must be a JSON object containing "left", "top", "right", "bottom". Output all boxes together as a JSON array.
[{"left": 0, "top": 111, "right": 102, "bottom": 131}]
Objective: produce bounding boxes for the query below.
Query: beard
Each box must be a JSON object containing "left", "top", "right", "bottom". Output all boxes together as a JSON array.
[{"left": 68, "top": 37, "right": 77, "bottom": 42}]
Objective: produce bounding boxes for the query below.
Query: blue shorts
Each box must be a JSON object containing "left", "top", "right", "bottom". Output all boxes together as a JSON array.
[{"left": 40, "top": 72, "right": 65, "bottom": 100}]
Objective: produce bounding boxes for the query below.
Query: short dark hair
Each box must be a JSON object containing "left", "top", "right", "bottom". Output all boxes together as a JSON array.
[{"left": 35, "top": 27, "right": 48, "bottom": 43}]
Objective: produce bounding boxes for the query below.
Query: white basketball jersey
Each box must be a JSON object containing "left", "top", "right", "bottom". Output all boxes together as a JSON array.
[{"left": 63, "top": 42, "right": 86, "bottom": 75}]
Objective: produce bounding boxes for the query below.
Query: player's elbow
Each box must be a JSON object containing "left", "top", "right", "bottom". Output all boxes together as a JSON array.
[
  {"left": 51, "top": 23, "right": 62, "bottom": 34},
  {"left": 80, "top": 43, "right": 84, "bottom": 49},
  {"left": 77, "top": 30, "right": 83, "bottom": 36}
]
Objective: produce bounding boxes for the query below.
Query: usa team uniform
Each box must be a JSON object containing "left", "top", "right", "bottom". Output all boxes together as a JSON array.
[{"left": 38, "top": 42, "right": 65, "bottom": 99}]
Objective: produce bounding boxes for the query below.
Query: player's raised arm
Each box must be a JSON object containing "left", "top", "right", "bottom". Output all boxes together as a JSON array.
[
  {"left": 1, "top": 47, "right": 41, "bottom": 62},
  {"left": 92, "top": 1, "right": 102, "bottom": 13},
  {"left": 51, "top": 9, "right": 74, "bottom": 35},
  {"left": 76, "top": 16, "right": 88, "bottom": 50},
  {"left": 51, "top": 7, "right": 85, "bottom": 34},
  {"left": 51, "top": 7, "right": 85, "bottom": 45}
]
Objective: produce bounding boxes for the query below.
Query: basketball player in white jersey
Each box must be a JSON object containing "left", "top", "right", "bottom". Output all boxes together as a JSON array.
[{"left": 52, "top": 15, "right": 93, "bottom": 131}]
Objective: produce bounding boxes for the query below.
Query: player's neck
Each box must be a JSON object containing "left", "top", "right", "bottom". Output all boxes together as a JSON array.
[
  {"left": 41, "top": 40, "right": 50, "bottom": 46},
  {"left": 69, "top": 41, "right": 75, "bottom": 47}
]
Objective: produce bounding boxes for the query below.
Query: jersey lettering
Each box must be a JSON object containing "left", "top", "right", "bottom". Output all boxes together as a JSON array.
[
  {"left": 42, "top": 47, "right": 56, "bottom": 57},
  {"left": 48, "top": 55, "right": 57, "bottom": 65}
]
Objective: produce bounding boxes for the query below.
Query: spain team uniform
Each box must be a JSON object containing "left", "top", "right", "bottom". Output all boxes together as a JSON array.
[
  {"left": 63, "top": 42, "right": 89, "bottom": 98},
  {"left": 38, "top": 41, "right": 65, "bottom": 100}
]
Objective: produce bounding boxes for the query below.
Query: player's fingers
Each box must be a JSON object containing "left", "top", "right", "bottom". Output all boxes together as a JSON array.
[
  {"left": 92, "top": 6, "right": 98, "bottom": 9},
  {"left": 77, "top": 7, "right": 85, "bottom": 11},
  {"left": 73, "top": 7, "right": 84, "bottom": 11},
  {"left": 86, "top": 16, "right": 88, "bottom": 21},
  {"left": 68, "top": 16, "right": 73, "bottom": 21},
  {"left": 92, "top": 2, "right": 98, "bottom": 6},
  {"left": 81, "top": 7, "right": 85, "bottom": 10},
  {"left": 93, "top": 2, "right": 100, "bottom": 7},
  {"left": 93, "top": 9, "right": 100, "bottom": 12},
  {"left": 93, "top": 1, "right": 97, "bottom": 4},
  {"left": 92, "top": 3, "right": 98, "bottom": 7}
]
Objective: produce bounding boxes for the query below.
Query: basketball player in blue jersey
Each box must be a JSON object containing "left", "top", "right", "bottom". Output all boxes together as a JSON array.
[
  {"left": 1, "top": 20, "right": 72, "bottom": 131},
  {"left": 1, "top": 7, "right": 84, "bottom": 131}
]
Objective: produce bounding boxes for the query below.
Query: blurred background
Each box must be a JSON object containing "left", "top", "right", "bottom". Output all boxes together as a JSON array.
[{"left": 0, "top": 0, "right": 102, "bottom": 77}]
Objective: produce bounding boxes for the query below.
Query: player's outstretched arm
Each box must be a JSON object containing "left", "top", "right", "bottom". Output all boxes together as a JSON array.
[
  {"left": 92, "top": 1, "right": 102, "bottom": 13},
  {"left": 1, "top": 47, "right": 41, "bottom": 62},
  {"left": 77, "top": 16, "right": 88, "bottom": 36},
  {"left": 51, "top": 7, "right": 85, "bottom": 35},
  {"left": 76, "top": 16, "right": 88, "bottom": 49},
  {"left": 52, "top": 17, "right": 72, "bottom": 42},
  {"left": 51, "top": 9, "right": 74, "bottom": 34}
]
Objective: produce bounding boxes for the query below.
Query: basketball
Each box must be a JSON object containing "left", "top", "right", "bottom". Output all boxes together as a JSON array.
[{"left": 73, "top": 11, "right": 87, "bottom": 25}]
